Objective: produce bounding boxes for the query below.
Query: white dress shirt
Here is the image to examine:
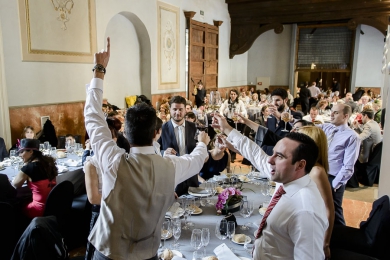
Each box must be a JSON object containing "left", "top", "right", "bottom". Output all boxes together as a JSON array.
[
  {"left": 171, "top": 119, "right": 186, "bottom": 156},
  {"left": 84, "top": 78, "right": 208, "bottom": 201},
  {"left": 219, "top": 99, "right": 248, "bottom": 118},
  {"left": 302, "top": 114, "right": 324, "bottom": 124},
  {"left": 227, "top": 129, "right": 328, "bottom": 259}
]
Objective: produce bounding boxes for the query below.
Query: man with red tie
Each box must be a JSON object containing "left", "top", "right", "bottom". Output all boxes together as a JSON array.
[{"left": 212, "top": 114, "right": 328, "bottom": 259}]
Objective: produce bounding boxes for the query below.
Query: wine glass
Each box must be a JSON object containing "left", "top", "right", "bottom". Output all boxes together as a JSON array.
[
  {"left": 172, "top": 220, "right": 181, "bottom": 249},
  {"left": 232, "top": 108, "right": 240, "bottom": 129},
  {"left": 240, "top": 201, "right": 250, "bottom": 230},
  {"left": 227, "top": 221, "right": 236, "bottom": 251},
  {"left": 194, "top": 112, "right": 207, "bottom": 139},
  {"left": 201, "top": 228, "right": 210, "bottom": 255},
  {"left": 191, "top": 229, "right": 203, "bottom": 252},
  {"left": 187, "top": 198, "right": 195, "bottom": 227},
  {"left": 10, "top": 150, "right": 16, "bottom": 160},
  {"left": 181, "top": 199, "right": 190, "bottom": 230},
  {"left": 160, "top": 220, "right": 171, "bottom": 252},
  {"left": 215, "top": 219, "right": 227, "bottom": 241},
  {"left": 281, "top": 112, "right": 291, "bottom": 132},
  {"left": 193, "top": 250, "right": 205, "bottom": 260}
]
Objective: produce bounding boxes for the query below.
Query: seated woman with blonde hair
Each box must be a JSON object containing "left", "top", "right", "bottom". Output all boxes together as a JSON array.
[{"left": 297, "top": 126, "right": 334, "bottom": 259}]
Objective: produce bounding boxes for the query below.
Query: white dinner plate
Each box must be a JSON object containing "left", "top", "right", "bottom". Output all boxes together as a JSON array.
[
  {"left": 239, "top": 257, "right": 251, "bottom": 260},
  {"left": 188, "top": 190, "right": 210, "bottom": 198},
  {"left": 159, "top": 249, "right": 182, "bottom": 259},
  {"left": 191, "top": 208, "right": 203, "bottom": 215},
  {"left": 231, "top": 235, "right": 251, "bottom": 245}
]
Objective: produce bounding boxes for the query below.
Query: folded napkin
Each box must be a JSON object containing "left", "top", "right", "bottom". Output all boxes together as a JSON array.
[
  {"left": 56, "top": 165, "right": 68, "bottom": 174},
  {"left": 214, "top": 243, "right": 241, "bottom": 260},
  {"left": 188, "top": 186, "right": 208, "bottom": 194},
  {"left": 166, "top": 202, "right": 181, "bottom": 218},
  {"left": 65, "top": 159, "right": 81, "bottom": 167}
]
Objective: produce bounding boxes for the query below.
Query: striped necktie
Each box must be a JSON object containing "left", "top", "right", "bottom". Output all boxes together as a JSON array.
[
  {"left": 255, "top": 185, "right": 286, "bottom": 239},
  {"left": 327, "top": 128, "right": 339, "bottom": 146}
]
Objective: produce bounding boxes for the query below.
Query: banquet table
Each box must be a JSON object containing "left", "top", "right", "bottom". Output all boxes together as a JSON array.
[
  {"left": 165, "top": 181, "right": 270, "bottom": 259},
  {"left": 0, "top": 153, "right": 85, "bottom": 196}
]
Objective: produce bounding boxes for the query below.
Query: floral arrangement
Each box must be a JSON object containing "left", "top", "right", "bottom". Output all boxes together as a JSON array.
[{"left": 216, "top": 187, "right": 243, "bottom": 212}]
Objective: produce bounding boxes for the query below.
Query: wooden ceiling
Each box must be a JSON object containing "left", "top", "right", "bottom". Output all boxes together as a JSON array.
[{"left": 226, "top": 0, "right": 390, "bottom": 58}]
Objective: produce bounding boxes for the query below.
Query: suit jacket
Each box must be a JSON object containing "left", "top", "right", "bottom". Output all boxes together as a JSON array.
[
  {"left": 0, "top": 137, "right": 7, "bottom": 162},
  {"left": 158, "top": 120, "right": 197, "bottom": 156},
  {"left": 266, "top": 110, "right": 302, "bottom": 137},
  {"left": 158, "top": 120, "right": 198, "bottom": 196},
  {"left": 355, "top": 120, "right": 382, "bottom": 163},
  {"left": 0, "top": 174, "right": 17, "bottom": 204}
]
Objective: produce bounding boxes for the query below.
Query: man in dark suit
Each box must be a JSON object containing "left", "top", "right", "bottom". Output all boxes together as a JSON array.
[
  {"left": 158, "top": 96, "right": 199, "bottom": 196},
  {"left": 299, "top": 83, "right": 311, "bottom": 115},
  {"left": 0, "top": 137, "right": 8, "bottom": 162},
  {"left": 267, "top": 88, "right": 303, "bottom": 137}
]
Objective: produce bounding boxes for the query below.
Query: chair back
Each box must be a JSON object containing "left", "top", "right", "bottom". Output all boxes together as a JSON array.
[
  {"left": 58, "top": 136, "right": 66, "bottom": 149},
  {"left": 74, "top": 135, "right": 81, "bottom": 144},
  {"left": 44, "top": 180, "right": 74, "bottom": 230},
  {"left": 0, "top": 202, "right": 18, "bottom": 259},
  {"left": 360, "top": 195, "right": 390, "bottom": 245}
]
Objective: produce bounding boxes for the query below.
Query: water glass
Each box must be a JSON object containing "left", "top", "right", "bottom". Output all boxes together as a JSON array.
[
  {"left": 39, "top": 144, "right": 45, "bottom": 152},
  {"left": 187, "top": 198, "right": 195, "bottom": 227},
  {"left": 172, "top": 221, "right": 181, "bottom": 249},
  {"left": 240, "top": 201, "right": 250, "bottom": 230},
  {"left": 215, "top": 219, "right": 227, "bottom": 240},
  {"left": 193, "top": 250, "right": 205, "bottom": 260},
  {"left": 10, "top": 150, "right": 16, "bottom": 160},
  {"left": 201, "top": 228, "right": 210, "bottom": 254},
  {"left": 44, "top": 141, "right": 50, "bottom": 151},
  {"left": 191, "top": 229, "right": 203, "bottom": 252},
  {"left": 160, "top": 220, "right": 171, "bottom": 251},
  {"left": 227, "top": 221, "right": 236, "bottom": 251}
]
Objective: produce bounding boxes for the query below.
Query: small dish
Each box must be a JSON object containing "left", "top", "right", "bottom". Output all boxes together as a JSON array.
[
  {"left": 231, "top": 235, "right": 251, "bottom": 245},
  {"left": 191, "top": 208, "right": 203, "bottom": 215},
  {"left": 159, "top": 249, "right": 182, "bottom": 259}
]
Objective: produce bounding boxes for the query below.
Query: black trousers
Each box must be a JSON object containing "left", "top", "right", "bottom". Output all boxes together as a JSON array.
[
  {"left": 93, "top": 250, "right": 158, "bottom": 260},
  {"left": 328, "top": 175, "right": 346, "bottom": 226}
]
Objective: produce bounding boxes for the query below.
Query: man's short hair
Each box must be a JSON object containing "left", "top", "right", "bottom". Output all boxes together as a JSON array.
[
  {"left": 156, "top": 117, "right": 163, "bottom": 131},
  {"left": 271, "top": 88, "right": 288, "bottom": 100},
  {"left": 285, "top": 132, "right": 319, "bottom": 174},
  {"left": 310, "top": 106, "right": 318, "bottom": 111},
  {"left": 341, "top": 104, "right": 352, "bottom": 117},
  {"left": 125, "top": 103, "right": 156, "bottom": 146},
  {"left": 361, "top": 108, "right": 375, "bottom": 119},
  {"left": 185, "top": 112, "right": 196, "bottom": 120},
  {"left": 169, "top": 96, "right": 186, "bottom": 107}
]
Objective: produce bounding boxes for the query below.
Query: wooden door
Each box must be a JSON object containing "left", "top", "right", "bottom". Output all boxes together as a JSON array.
[{"left": 185, "top": 12, "right": 222, "bottom": 103}]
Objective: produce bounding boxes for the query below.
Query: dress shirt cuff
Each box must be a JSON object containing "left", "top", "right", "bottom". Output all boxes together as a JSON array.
[
  {"left": 227, "top": 129, "right": 244, "bottom": 145},
  {"left": 86, "top": 78, "right": 103, "bottom": 92}
]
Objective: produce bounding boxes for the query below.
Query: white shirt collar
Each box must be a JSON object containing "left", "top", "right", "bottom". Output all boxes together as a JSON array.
[
  {"left": 129, "top": 146, "right": 155, "bottom": 155},
  {"left": 283, "top": 174, "right": 311, "bottom": 197},
  {"left": 171, "top": 119, "right": 185, "bottom": 128}
]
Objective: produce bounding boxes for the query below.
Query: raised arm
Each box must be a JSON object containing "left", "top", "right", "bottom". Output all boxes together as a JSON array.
[{"left": 84, "top": 37, "right": 124, "bottom": 179}]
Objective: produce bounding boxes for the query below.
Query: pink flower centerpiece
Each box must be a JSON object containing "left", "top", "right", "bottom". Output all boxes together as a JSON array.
[{"left": 216, "top": 187, "right": 243, "bottom": 215}]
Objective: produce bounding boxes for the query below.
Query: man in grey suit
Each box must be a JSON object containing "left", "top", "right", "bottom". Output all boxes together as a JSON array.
[{"left": 352, "top": 109, "right": 382, "bottom": 163}]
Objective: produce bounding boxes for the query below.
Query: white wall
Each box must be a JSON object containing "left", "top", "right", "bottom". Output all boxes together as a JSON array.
[
  {"left": 354, "top": 25, "right": 384, "bottom": 88},
  {"left": 0, "top": 0, "right": 245, "bottom": 108},
  {"left": 247, "top": 25, "right": 293, "bottom": 87}
]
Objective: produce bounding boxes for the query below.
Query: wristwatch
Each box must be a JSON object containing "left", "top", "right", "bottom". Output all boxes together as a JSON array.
[{"left": 92, "top": 64, "right": 106, "bottom": 74}]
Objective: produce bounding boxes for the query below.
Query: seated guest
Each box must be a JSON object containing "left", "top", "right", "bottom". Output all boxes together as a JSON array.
[
  {"left": 258, "top": 94, "right": 268, "bottom": 106},
  {"left": 185, "top": 112, "right": 196, "bottom": 122},
  {"left": 352, "top": 109, "right": 382, "bottom": 164},
  {"left": 65, "top": 134, "right": 76, "bottom": 146},
  {"left": 316, "top": 100, "right": 331, "bottom": 115},
  {"left": 153, "top": 117, "right": 163, "bottom": 156},
  {"left": 372, "top": 99, "right": 382, "bottom": 124},
  {"left": 250, "top": 93, "right": 259, "bottom": 106},
  {"left": 0, "top": 137, "right": 8, "bottom": 161},
  {"left": 254, "top": 105, "right": 270, "bottom": 127},
  {"left": 157, "top": 105, "right": 170, "bottom": 123},
  {"left": 199, "top": 135, "right": 230, "bottom": 181},
  {"left": 12, "top": 139, "right": 57, "bottom": 219},
  {"left": 303, "top": 107, "right": 324, "bottom": 124},
  {"left": 185, "top": 103, "right": 193, "bottom": 114},
  {"left": 11, "top": 126, "right": 37, "bottom": 151}
]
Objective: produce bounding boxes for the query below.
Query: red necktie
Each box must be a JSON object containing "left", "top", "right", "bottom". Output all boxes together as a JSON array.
[{"left": 255, "top": 185, "right": 286, "bottom": 239}]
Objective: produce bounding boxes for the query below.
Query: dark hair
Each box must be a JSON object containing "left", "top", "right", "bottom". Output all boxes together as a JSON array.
[
  {"left": 261, "top": 105, "right": 268, "bottom": 114},
  {"left": 271, "top": 88, "right": 288, "bottom": 100},
  {"left": 185, "top": 112, "right": 196, "bottom": 120},
  {"left": 229, "top": 89, "right": 239, "bottom": 104},
  {"left": 156, "top": 117, "right": 163, "bottom": 131},
  {"left": 107, "top": 111, "right": 119, "bottom": 117},
  {"left": 106, "top": 117, "right": 122, "bottom": 132},
  {"left": 285, "top": 132, "right": 319, "bottom": 174},
  {"left": 125, "top": 103, "right": 156, "bottom": 146},
  {"left": 294, "top": 120, "right": 314, "bottom": 127},
  {"left": 135, "top": 95, "right": 152, "bottom": 106},
  {"left": 27, "top": 151, "right": 58, "bottom": 181},
  {"left": 186, "top": 103, "right": 193, "bottom": 110},
  {"left": 264, "top": 88, "right": 270, "bottom": 94},
  {"left": 169, "top": 96, "right": 186, "bottom": 107},
  {"left": 361, "top": 109, "right": 374, "bottom": 119}
]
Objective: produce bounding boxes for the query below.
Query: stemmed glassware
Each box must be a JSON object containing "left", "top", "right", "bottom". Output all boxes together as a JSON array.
[
  {"left": 181, "top": 199, "right": 190, "bottom": 230},
  {"left": 201, "top": 228, "right": 210, "bottom": 255},
  {"left": 187, "top": 198, "right": 195, "bottom": 227},
  {"left": 281, "top": 111, "right": 291, "bottom": 132},
  {"left": 195, "top": 112, "right": 207, "bottom": 140},
  {"left": 191, "top": 229, "right": 203, "bottom": 253},
  {"left": 232, "top": 108, "right": 240, "bottom": 129},
  {"left": 240, "top": 201, "right": 251, "bottom": 230},
  {"left": 160, "top": 219, "right": 171, "bottom": 252},
  {"left": 172, "top": 219, "right": 181, "bottom": 249},
  {"left": 227, "top": 221, "right": 236, "bottom": 251}
]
